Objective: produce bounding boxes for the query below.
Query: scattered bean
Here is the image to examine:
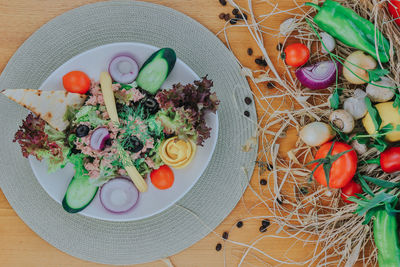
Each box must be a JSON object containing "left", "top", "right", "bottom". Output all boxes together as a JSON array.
[
  {"left": 236, "top": 221, "right": 243, "bottom": 228},
  {"left": 222, "top": 232, "right": 229, "bottom": 240},
  {"left": 276, "top": 43, "right": 283, "bottom": 51},
  {"left": 255, "top": 57, "right": 268, "bottom": 67},
  {"left": 247, "top": 48, "right": 253, "bottom": 56},
  {"left": 229, "top": 18, "right": 237, "bottom": 24},
  {"left": 266, "top": 163, "right": 273, "bottom": 171},
  {"left": 216, "top": 243, "right": 222, "bottom": 251},
  {"left": 224, "top": 13, "right": 231, "bottom": 21},
  {"left": 260, "top": 179, "right": 267, "bottom": 185},
  {"left": 219, "top": 0, "right": 227, "bottom": 6},
  {"left": 219, "top": 13, "right": 225, "bottom": 20},
  {"left": 276, "top": 198, "right": 283, "bottom": 205},
  {"left": 267, "top": 82, "right": 275, "bottom": 89},
  {"left": 235, "top": 13, "right": 248, "bottom": 20},
  {"left": 259, "top": 226, "right": 267, "bottom": 233},
  {"left": 232, "top": 8, "right": 239, "bottom": 15},
  {"left": 244, "top": 110, "right": 250, "bottom": 117},
  {"left": 262, "top": 219, "right": 270, "bottom": 227},
  {"left": 244, "top": 97, "right": 252, "bottom": 105}
]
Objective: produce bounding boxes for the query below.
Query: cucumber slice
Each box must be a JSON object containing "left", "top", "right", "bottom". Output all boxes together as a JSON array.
[
  {"left": 136, "top": 48, "right": 176, "bottom": 94},
  {"left": 62, "top": 176, "right": 98, "bottom": 213}
]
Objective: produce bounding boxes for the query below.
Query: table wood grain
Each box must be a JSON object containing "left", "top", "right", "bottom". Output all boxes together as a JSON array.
[{"left": 0, "top": 0, "right": 335, "bottom": 266}]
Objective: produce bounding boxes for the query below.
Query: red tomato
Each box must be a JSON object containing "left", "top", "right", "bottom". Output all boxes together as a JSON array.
[
  {"left": 388, "top": 1, "right": 400, "bottom": 27},
  {"left": 284, "top": 43, "right": 310, "bottom": 67},
  {"left": 150, "top": 165, "right": 174, "bottom": 190},
  {"left": 341, "top": 180, "right": 363, "bottom": 204},
  {"left": 380, "top": 147, "right": 400, "bottom": 173},
  {"left": 312, "top": 142, "right": 358, "bottom": 188},
  {"left": 62, "top": 71, "right": 91, "bottom": 94}
]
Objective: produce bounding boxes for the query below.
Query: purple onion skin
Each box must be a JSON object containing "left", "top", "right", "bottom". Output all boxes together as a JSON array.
[
  {"left": 90, "top": 127, "right": 110, "bottom": 151},
  {"left": 295, "top": 61, "right": 342, "bottom": 90},
  {"left": 108, "top": 53, "right": 139, "bottom": 84},
  {"left": 99, "top": 177, "right": 140, "bottom": 214}
]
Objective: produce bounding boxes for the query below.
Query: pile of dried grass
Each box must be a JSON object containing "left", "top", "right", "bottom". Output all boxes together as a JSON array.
[{"left": 216, "top": 0, "right": 400, "bottom": 265}]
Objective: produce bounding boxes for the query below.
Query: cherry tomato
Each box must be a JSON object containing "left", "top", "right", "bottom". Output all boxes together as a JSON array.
[
  {"left": 388, "top": 1, "right": 400, "bottom": 27},
  {"left": 380, "top": 147, "right": 400, "bottom": 173},
  {"left": 284, "top": 43, "right": 310, "bottom": 67},
  {"left": 341, "top": 180, "right": 363, "bottom": 203},
  {"left": 62, "top": 71, "right": 91, "bottom": 94},
  {"left": 312, "top": 141, "right": 358, "bottom": 188},
  {"left": 150, "top": 165, "right": 174, "bottom": 190}
]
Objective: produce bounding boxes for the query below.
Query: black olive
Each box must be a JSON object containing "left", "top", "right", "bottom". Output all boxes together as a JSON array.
[
  {"left": 76, "top": 125, "right": 90, "bottom": 137},
  {"left": 105, "top": 138, "right": 112, "bottom": 146},
  {"left": 126, "top": 136, "right": 143, "bottom": 153},
  {"left": 71, "top": 147, "right": 81, "bottom": 154},
  {"left": 143, "top": 97, "right": 160, "bottom": 115}
]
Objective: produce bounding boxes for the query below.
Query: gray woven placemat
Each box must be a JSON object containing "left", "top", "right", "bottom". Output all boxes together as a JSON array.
[{"left": 0, "top": 1, "right": 257, "bottom": 265}]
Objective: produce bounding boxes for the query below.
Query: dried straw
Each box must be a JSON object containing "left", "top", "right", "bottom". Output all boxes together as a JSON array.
[{"left": 213, "top": 0, "right": 400, "bottom": 265}]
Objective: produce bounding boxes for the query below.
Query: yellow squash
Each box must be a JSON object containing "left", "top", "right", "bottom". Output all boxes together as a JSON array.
[{"left": 362, "top": 101, "right": 400, "bottom": 142}]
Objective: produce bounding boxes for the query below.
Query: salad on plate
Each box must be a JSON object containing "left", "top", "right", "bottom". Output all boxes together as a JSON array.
[{"left": 2, "top": 47, "right": 219, "bottom": 214}]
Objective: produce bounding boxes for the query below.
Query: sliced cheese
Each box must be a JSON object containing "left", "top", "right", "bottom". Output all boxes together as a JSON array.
[{"left": 1, "top": 89, "right": 86, "bottom": 131}]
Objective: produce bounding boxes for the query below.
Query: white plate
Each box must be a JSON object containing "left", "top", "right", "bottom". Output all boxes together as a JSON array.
[{"left": 29, "top": 42, "right": 218, "bottom": 221}]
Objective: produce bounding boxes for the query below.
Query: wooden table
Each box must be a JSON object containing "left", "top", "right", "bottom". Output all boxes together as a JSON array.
[{"left": 0, "top": 0, "right": 313, "bottom": 266}]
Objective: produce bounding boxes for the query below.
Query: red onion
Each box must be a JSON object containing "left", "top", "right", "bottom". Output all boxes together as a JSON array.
[
  {"left": 295, "top": 61, "right": 342, "bottom": 90},
  {"left": 100, "top": 177, "right": 139, "bottom": 214},
  {"left": 90, "top": 127, "right": 110, "bottom": 151},
  {"left": 108, "top": 55, "right": 139, "bottom": 84}
]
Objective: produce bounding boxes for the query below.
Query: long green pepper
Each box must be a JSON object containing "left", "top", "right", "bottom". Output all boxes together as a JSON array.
[
  {"left": 373, "top": 209, "right": 400, "bottom": 267},
  {"left": 306, "top": 0, "right": 390, "bottom": 63}
]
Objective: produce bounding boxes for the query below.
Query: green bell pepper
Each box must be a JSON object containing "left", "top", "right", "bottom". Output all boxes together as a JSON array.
[
  {"left": 306, "top": 0, "right": 390, "bottom": 63},
  {"left": 373, "top": 209, "right": 400, "bottom": 267}
]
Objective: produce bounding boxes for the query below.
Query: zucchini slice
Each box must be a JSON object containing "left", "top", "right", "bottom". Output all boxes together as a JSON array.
[
  {"left": 62, "top": 176, "right": 98, "bottom": 213},
  {"left": 136, "top": 48, "right": 176, "bottom": 94}
]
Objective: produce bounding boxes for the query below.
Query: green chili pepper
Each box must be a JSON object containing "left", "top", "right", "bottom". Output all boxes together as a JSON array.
[
  {"left": 306, "top": 0, "right": 390, "bottom": 63},
  {"left": 373, "top": 209, "right": 400, "bottom": 267}
]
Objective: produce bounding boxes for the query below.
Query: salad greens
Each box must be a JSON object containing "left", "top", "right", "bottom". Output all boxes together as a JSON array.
[{"left": 13, "top": 76, "right": 219, "bottom": 186}]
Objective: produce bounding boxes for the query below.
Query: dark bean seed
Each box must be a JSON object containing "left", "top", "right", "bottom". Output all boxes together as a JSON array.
[
  {"left": 244, "top": 97, "right": 252, "bottom": 105},
  {"left": 255, "top": 58, "right": 267, "bottom": 67},
  {"left": 260, "top": 179, "right": 267, "bottom": 185},
  {"left": 229, "top": 18, "right": 237, "bottom": 25},
  {"left": 219, "top": 0, "right": 227, "bottom": 6},
  {"left": 262, "top": 219, "right": 270, "bottom": 227},
  {"left": 224, "top": 14, "right": 231, "bottom": 21},
  {"left": 259, "top": 226, "right": 267, "bottom": 233},
  {"left": 236, "top": 221, "right": 243, "bottom": 228},
  {"left": 219, "top": 13, "right": 225, "bottom": 20},
  {"left": 300, "top": 187, "right": 309, "bottom": 195},
  {"left": 276, "top": 198, "right": 283, "bottom": 205},
  {"left": 267, "top": 82, "right": 275, "bottom": 89},
  {"left": 276, "top": 43, "right": 283, "bottom": 51},
  {"left": 216, "top": 243, "right": 222, "bottom": 251},
  {"left": 222, "top": 232, "right": 229, "bottom": 240},
  {"left": 232, "top": 8, "right": 239, "bottom": 15},
  {"left": 247, "top": 48, "right": 253, "bottom": 56},
  {"left": 266, "top": 163, "right": 273, "bottom": 171},
  {"left": 244, "top": 110, "right": 250, "bottom": 117},
  {"left": 235, "top": 14, "right": 242, "bottom": 19}
]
